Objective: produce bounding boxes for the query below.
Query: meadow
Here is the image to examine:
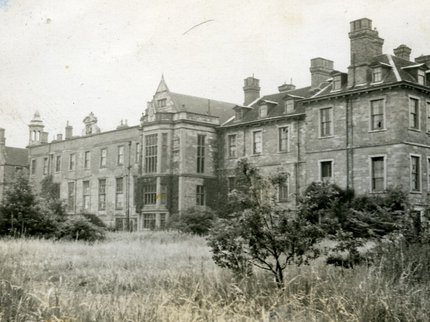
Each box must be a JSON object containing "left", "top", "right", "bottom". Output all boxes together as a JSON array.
[{"left": 0, "top": 231, "right": 429, "bottom": 322}]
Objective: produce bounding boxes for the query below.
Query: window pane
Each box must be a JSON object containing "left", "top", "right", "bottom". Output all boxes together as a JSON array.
[
  {"left": 371, "top": 157, "right": 384, "bottom": 191},
  {"left": 279, "top": 127, "right": 288, "bottom": 152},
  {"left": 253, "top": 131, "right": 262, "bottom": 154}
]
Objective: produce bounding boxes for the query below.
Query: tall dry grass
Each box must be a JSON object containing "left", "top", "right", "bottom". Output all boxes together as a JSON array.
[{"left": 0, "top": 231, "right": 429, "bottom": 321}]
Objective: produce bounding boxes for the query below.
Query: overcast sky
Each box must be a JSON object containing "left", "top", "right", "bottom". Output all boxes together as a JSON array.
[{"left": 1, "top": 0, "right": 429, "bottom": 147}]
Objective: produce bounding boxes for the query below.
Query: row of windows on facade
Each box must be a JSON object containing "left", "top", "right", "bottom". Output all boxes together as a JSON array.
[
  {"left": 115, "top": 213, "right": 167, "bottom": 231},
  {"left": 31, "top": 143, "right": 141, "bottom": 175},
  {"left": 227, "top": 126, "right": 289, "bottom": 157},
  {"left": 318, "top": 154, "right": 429, "bottom": 193},
  {"left": 64, "top": 178, "right": 209, "bottom": 213},
  {"left": 318, "top": 97, "right": 430, "bottom": 138},
  {"left": 227, "top": 176, "right": 289, "bottom": 202}
]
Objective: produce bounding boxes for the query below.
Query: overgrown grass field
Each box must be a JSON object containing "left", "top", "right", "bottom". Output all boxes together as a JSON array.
[{"left": 0, "top": 231, "right": 429, "bottom": 321}]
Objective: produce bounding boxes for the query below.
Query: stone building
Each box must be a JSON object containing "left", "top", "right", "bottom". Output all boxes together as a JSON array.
[
  {"left": 0, "top": 128, "right": 28, "bottom": 202},
  {"left": 27, "top": 112, "right": 141, "bottom": 230},
  {"left": 26, "top": 17, "right": 430, "bottom": 229},
  {"left": 221, "top": 18, "right": 430, "bottom": 216}
]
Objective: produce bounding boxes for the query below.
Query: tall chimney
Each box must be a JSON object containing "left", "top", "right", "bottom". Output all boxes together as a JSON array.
[
  {"left": 41, "top": 132, "right": 49, "bottom": 144},
  {"left": 65, "top": 121, "right": 73, "bottom": 140},
  {"left": 394, "top": 44, "right": 411, "bottom": 61},
  {"left": 310, "top": 58, "right": 334, "bottom": 90},
  {"left": 56, "top": 133, "right": 63, "bottom": 141},
  {"left": 348, "top": 18, "right": 384, "bottom": 87},
  {"left": 243, "top": 76, "right": 260, "bottom": 106}
]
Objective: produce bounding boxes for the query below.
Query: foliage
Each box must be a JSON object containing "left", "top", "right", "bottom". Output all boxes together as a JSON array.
[
  {"left": 208, "top": 159, "right": 324, "bottom": 286},
  {"left": 56, "top": 216, "right": 106, "bottom": 242},
  {"left": 0, "top": 172, "right": 57, "bottom": 237},
  {"left": 167, "top": 207, "right": 215, "bottom": 235},
  {"left": 80, "top": 212, "right": 107, "bottom": 228}
]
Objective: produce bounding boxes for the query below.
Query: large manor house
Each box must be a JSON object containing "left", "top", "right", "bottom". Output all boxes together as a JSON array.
[{"left": 2, "top": 18, "right": 430, "bottom": 230}]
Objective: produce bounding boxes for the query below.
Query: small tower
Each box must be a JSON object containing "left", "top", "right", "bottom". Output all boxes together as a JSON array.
[{"left": 28, "top": 111, "right": 45, "bottom": 146}]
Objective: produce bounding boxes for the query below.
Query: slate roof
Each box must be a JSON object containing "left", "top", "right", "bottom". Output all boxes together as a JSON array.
[
  {"left": 169, "top": 92, "right": 236, "bottom": 124},
  {"left": 4, "top": 147, "right": 28, "bottom": 167},
  {"left": 223, "top": 86, "right": 312, "bottom": 126}
]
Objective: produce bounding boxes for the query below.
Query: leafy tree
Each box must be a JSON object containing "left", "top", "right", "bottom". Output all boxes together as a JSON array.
[
  {"left": 0, "top": 172, "right": 56, "bottom": 236},
  {"left": 207, "top": 159, "right": 324, "bottom": 287},
  {"left": 167, "top": 207, "right": 215, "bottom": 235},
  {"left": 56, "top": 216, "right": 106, "bottom": 242}
]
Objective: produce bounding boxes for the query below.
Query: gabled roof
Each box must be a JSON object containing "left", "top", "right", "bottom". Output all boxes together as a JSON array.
[
  {"left": 4, "top": 147, "right": 28, "bottom": 167},
  {"left": 169, "top": 92, "right": 236, "bottom": 124},
  {"left": 223, "top": 86, "right": 312, "bottom": 125}
]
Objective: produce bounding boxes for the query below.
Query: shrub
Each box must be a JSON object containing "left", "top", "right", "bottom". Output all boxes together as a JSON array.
[
  {"left": 80, "top": 212, "right": 107, "bottom": 228},
  {"left": 56, "top": 216, "right": 106, "bottom": 242},
  {"left": 167, "top": 207, "right": 215, "bottom": 235}
]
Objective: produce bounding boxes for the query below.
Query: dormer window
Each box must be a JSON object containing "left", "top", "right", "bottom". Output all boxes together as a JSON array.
[
  {"left": 284, "top": 100, "right": 294, "bottom": 114},
  {"left": 372, "top": 67, "right": 382, "bottom": 83},
  {"left": 259, "top": 105, "right": 267, "bottom": 118},
  {"left": 418, "top": 69, "right": 425, "bottom": 85},
  {"left": 332, "top": 75, "right": 342, "bottom": 91},
  {"left": 158, "top": 99, "right": 167, "bottom": 108}
]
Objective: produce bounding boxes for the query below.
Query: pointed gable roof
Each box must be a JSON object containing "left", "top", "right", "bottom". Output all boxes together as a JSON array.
[{"left": 156, "top": 75, "right": 169, "bottom": 93}]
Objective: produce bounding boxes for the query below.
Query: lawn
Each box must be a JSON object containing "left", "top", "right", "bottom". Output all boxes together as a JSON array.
[{"left": 0, "top": 231, "right": 429, "bottom": 321}]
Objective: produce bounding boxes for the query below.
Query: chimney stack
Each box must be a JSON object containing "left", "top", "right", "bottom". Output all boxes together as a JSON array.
[
  {"left": 56, "top": 133, "right": 63, "bottom": 141},
  {"left": 348, "top": 18, "right": 384, "bottom": 87},
  {"left": 394, "top": 44, "right": 411, "bottom": 61},
  {"left": 0, "top": 128, "right": 5, "bottom": 165},
  {"left": 310, "top": 58, "right": 334, "bottom": 90},
  {"left": 243, "top": 76, "right": 260, "bottom": 106},
  {"left": 278, "top": 82, "right": 296, "bottom": 92},
  {"left": 65, "top": 121, "right": 73, "bottom": 140},
  {"left": 41, "top": 132, "right": 48, "bottom": 144}
]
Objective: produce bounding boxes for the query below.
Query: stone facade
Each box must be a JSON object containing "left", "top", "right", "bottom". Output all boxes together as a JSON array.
[{"left": 22, "top": 17, "right": 430, "bottom": 230}]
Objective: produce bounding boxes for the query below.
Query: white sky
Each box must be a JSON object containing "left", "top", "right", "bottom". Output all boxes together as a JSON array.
[{"left": 1, "top": 0, "right": 430, "bottom": 147}]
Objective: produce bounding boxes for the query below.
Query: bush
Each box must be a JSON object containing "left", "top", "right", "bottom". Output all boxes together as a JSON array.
[
  {"left": 167, "top": 207, "right": 215, "bottom": 235},
  {"left": 56, "top": 216, "right": 106, "bottom": 242},
  {"left": 80, "top": 212, "right": 107, "bottom": 228}
]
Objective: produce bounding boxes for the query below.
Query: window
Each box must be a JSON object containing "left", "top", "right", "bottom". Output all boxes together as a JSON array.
[
  {"left": 143, "top": 213, "right": 156, "bottom": 229},
  {"left": 428, "top": 158, "right": 430, "bottom": 191},
  {"left": 196, "top": 185, "right": 205, "bottom": 206},
  {"left": 143, "top": 183, "right": 157, "bottom": 205},
  {"left": 83, "top": 181, "right": 90, "bottom": 211},
  {"left": 409, "top": 97, "right": 420, "bottom": 129},
  {"left": 43, "top": 157, "right": 48, "bottom": 175},
  {"left": 197, "top": 134, "right": 205, "bottom": 173},
  {"left": 332, "top": 75, "right": 342, "bottom": 90},
  {"left": 160, "top": 184, "right": 167, "bottom": 205},
  {"left": 278, "top": 177, "right": 289, "bottom": 202},
  {"left": 253, "top": 131, "right": 262, "bottom": 154},
  {"left": 418, "top": 69, "right": 425, "bottom": 86},
  {"left": 370, "top": 99, "right": 385, "bottom": 130},
  {"left": 411, "top": 155, "right": 421, "bottom": 192},
  {"left": 228, "top": 177, "right": 236, "bottom": 192},
  {"left": 135, "top": 142, "right": 140, "bottom": 163},
  {"left": 228, "top": 134, "right": 237, "bottom": 158},
  {"left": 158, "top": 99, "right": 167, "bottom": 108},
  {"left": 115, "top": 177, "right": 124, "bottom": 209},
  {"left": 372, "top": 67, "right": 382, "bottom": 83},
  {"left": 235, "top": 109, "right": 243, "bottom": 120},
  {"left": 320, "top": 107, "right": 332, "bottom": 137},
  {"left": 98, "top": 179, "right": 106, "bottom": 210},
  {"left": 84, "top": 151, "right": 90, "bottom": 169},
  {"left": 427, "top": 102, "right": 430, "bottom": 132},
  {"left": 117, "top": 145, "right": 124, "bottom": 165},
  {"left": 31, "top": 159, "right": 36, "bottom": 175},
  {"left": 159, "top": 213, "right": 167, "bottom": 229},
  {"left": 69, "top": 153, "right": 76, "bottom": 171},
  {"left": 55, "top": 155, "right": 61, "bottom": 172},
  {"left": 67, "top": 182, "right": 75, "bottom": 212},
  {"left": 320, "top": 161, "right": 333, "bottom": 182},
  {"left": 145, "top": 134, "right": 158, "bottom": 173},
  {"left": 371, "top": 156, "right": 385, "bottom": 192},
  {"left": 259, "top": 105, "right": 267, "bottom": 118},
  {"left": 279, "top": 127, "right": 289, "bottom": 152},
  {"left": 100, "top": 148, "right": 107, "bottom": 168},
  {"left": 284, "top": 100, "right": 294, "bottom": 114}
]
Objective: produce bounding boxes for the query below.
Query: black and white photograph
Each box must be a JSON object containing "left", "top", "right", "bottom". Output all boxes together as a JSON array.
[{"left": 1, "top": 0, "right": 429, "bottom": 321}]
